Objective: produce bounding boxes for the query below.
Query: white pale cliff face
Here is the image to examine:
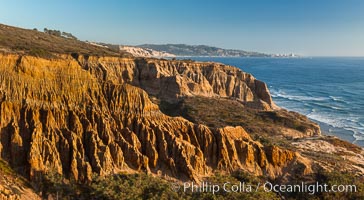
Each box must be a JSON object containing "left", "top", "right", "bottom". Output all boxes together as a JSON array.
[{"left": 120, "top": 46, "right": 176, "bottom": 58}]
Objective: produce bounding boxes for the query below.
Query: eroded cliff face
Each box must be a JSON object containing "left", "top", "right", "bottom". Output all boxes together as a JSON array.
[
  {"left": 0, "top": 53, "right": 310, "bottom": 184},
  {"left": 77, "top": 56, "right": 277, "bottom": 110}
]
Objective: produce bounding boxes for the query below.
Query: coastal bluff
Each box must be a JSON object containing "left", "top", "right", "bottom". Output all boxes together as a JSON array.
[{"left": 0, "top": 53, "right": 320, "bottom": 184}]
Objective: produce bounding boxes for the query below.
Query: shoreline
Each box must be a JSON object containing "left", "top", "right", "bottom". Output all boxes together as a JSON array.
[
  {"left": 168, "top": 56, "right": 364, "bottom": 148},
  {"left": 312, "top": 119, "right": 364, "bottom": 147}
]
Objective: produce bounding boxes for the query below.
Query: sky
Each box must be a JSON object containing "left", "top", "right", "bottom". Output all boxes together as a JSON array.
[{"left": 1, "top": 0, "right": 364, "bottom": 56}]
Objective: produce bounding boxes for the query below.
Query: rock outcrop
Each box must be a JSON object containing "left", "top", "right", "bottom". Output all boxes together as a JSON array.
[
  {"left": 0, "top": 53, "right": 308, "bottom": 183},
  {"left": 78, "top": 56, "right": 277, "bottom": 110}
]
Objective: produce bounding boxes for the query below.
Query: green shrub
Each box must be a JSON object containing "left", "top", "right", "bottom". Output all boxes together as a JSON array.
[{"left": 29, "top": 48, "right": 53, "bottom": 58}]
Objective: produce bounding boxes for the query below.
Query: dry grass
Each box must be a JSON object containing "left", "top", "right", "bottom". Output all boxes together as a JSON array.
[{"left": 0, "top": 23, "right": 131, "bottom": 57}]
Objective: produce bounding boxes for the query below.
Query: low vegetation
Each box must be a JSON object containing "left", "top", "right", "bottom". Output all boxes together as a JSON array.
[
  {"left": 35, "top": 171, "right": 278, "bottom": 200},
  {"left": 314, "top": 170, "right": 364, "bottom": 200},
  {"left": 32, "top": 169, "right": 364, "bottom": 200},
  {"left": 0, "top": 23, "right": 131, "bottom": 57},
  {"left": 158, "top": 96, "right": 316, "bottom": 148}
]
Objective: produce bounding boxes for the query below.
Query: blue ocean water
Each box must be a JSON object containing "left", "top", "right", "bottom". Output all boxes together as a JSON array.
[{"left": 183, "top": 57, "right": 364, "bottom": 146}]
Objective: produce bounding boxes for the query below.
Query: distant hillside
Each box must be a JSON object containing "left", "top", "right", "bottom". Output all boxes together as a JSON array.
[
  {"left": 0, "top": 24, "right": 131, "bottom": 57},
  {"left": 138, "top": 44, "right": 271, "bottom": 57}
]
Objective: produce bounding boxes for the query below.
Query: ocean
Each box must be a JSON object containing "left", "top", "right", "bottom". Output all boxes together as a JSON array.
[{"left": 182, "top": 57, "right": 364, "bottom": 147}]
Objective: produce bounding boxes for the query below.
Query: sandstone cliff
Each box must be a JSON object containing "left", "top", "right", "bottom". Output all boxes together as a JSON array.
[
  {"left": 0, "top": 53, "right": 312, "bottom": 184},
  {"left": 77, "top": 56, "right": 277, "bottom": 110}
]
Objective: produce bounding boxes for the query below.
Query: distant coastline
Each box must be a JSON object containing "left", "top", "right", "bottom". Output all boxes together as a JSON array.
[{"left": 137, "top": 44, "right": 299, "bottom": 58}]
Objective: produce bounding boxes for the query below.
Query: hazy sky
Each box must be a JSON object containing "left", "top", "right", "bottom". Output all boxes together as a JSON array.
[{"left": 1, "top": 0, "right": 364, "bottom": 56}]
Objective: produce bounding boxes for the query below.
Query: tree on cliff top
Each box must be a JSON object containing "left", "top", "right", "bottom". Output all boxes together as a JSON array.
[{"left": 44, "top": 28, "right": 78, "bottom": 40}]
